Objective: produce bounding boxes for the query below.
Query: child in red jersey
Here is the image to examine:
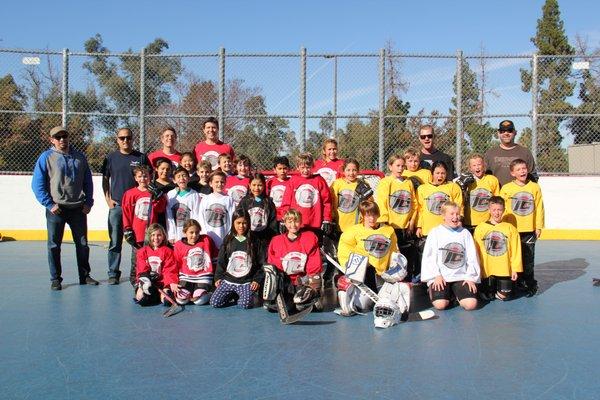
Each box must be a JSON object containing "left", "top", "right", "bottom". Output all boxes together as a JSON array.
[
  {"left": 313, "top": 138, "right": 345, "bottom": 186},
  {"left": 134, "top": 223, "right": 178, "bottom": 306},
  {"left": 225, "top": 154, "right": 252, "bottom": 207},
  {"left": 281, "top": 152, "right": 333, "bottom": 237},
  {"left": 173, "top": 219, "right": 218, "bottom": 305},
  {"left": 122, "top": 165, "right": 167, "bottom": 286},
  {"left": 266, "top": 156, "right": 291, "bottom": 225}
]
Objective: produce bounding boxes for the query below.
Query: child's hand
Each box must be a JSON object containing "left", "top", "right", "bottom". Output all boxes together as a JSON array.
[
  {"left": 535, "top": 229, "right": 541, "bottom": 239},
  {"left": 170, "top": 283, "right": 180, "bottom": 294},
  {"left": 432, "top": 275, "right": 446, "bottom": 291},
  {"left": 250, "top": 281, "right": 259, "bottom": 291},
  {"left": 415, "top": 227, "right": 423, "bottom": 238},
  {"left": 214, "top": 279, "right": 221, "bottom": 288},
  {"left": 511, "top": 271, "right": 518, "bottom": 281},
  {"left": 462, "top": 280, "right": 477, "bottom": 293}
]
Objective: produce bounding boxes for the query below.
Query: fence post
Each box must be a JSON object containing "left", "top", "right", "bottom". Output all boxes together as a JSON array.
[
  {"left": 300, "top": 47, "right": 307, "bottom": 151},
  {"left": 378, "top": 48, "right": 385, "bottom": 171},
  {"left": 139, "top": 48, "right": 146, "bottom": 153},
  {"left": 61, "top": 48, "right": 69, "bottom": 127},
  {"left": 531, "top": 53, "right": 538, "bottom": 166},
  {"left": 219, "top": 47, "right": 226, "bottom": 141},
  {"left": 455, "top": 49, "right": 463, "bottom": 175},
  {"left": 333, "top": 55, "right": 337, "bottom": 138}
]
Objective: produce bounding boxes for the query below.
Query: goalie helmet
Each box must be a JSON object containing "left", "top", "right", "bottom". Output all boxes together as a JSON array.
[{"left": 373, "top": 281, "right": 411, "bottom": 328}]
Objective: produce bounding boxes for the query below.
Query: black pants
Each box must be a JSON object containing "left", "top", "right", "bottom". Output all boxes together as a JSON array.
[
  {"left": 394, "top": 228, "right": 416, "bottom": 281},
  {"left": 520, "top": 232, "right": 537, "bottom": 286}
]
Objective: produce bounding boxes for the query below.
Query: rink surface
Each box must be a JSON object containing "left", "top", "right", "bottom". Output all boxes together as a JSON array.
[{"left": 1, "top": 240, "right": 599, "bottom": 400}]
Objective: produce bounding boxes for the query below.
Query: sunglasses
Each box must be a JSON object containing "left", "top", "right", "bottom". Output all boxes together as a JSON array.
[
  {"left": 420, "top": 134, "right": 433, "bottom": 139},
  {"left": 53, "top": 134, "right": 68, "bottom": 140},
  {"left": 117, "top": 136, "right": 133, "bottom": 142},
  {"left": 499, "top": 129, "right": 514, "bottom": 133}
]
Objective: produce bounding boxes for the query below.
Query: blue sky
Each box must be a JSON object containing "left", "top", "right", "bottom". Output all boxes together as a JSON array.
[{"left": 2, "top": 0, "right": 598, "bottom": 144}]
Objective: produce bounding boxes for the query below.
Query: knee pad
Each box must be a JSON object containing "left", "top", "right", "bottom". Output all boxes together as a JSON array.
[
  {"left": 336, "top": 275, "right": 352, "bottom": 292},
  {"left": 192, "top": 288, "right": 211, "bottom": 305},
  {"left": 263, "top": 264, "right": 278, "bottom": 301}
]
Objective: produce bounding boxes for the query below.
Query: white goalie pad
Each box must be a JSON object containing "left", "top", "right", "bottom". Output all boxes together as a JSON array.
[
  {"left": 380, "top": 252, "right": 408, "bottom": 283},
  {"left": 344, "top": 252, "right": 369, "bottom": 283},
  {"left": 373, "top": 282, "right": 411, "bottom": 328},
  {"left": 338, "top": 284, "right": 375, "bottom": 316}
]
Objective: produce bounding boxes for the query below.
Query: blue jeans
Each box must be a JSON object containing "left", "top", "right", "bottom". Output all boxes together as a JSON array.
[
  {"left": 46, "top": 207, "right": 91, "bottom": 282},
  {"left": 107, "top": 205, "right": 123, "bottom": 278}
]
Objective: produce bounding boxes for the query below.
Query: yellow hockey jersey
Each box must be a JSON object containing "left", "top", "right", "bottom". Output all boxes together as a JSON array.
[
  {"left": 375, "top": 175, "right": 416, "bottom": 229},
  {"left": 417, "top": 182, "right": 463, "bottom": 236},
  {"left": 338, "top": 223, "right": 399, "bottom": 275},
  {"left": 473, "top": 221, "right": 522, "bottom": 278},
  {"left": 464, "top": 174, "right": 500, "bottom": 227},
  {"left": 331, "top": 178, "right": 362, "bottom": 232},
  {"left": 402, "top": 168, "right": 432, "bottom": 185},
  {"left": 500, "top": 180, "right": 545, "bottom": 232}
]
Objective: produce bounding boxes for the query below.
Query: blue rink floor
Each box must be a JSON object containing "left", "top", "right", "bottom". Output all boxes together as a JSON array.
[{"left": 1, "top": 240, "right": 599, "bottom": 400}]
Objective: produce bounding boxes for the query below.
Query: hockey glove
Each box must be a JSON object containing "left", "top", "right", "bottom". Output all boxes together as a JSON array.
[
  {"left": 123, "top": 229, "right": 137, "bottom": 248},
  {"left": 321, "top": 221, "right": 334, "bottom": 236},
  {"left": 456, "top": 172, "right": 475, "bottom": 191},
  {"left": 355, "top": 179, "right": 374, "bottom": 201},
  {"left": 147, "top": 181, "right": 162, "bottom": 200},
  {"left": 279, "top": 221, "right": 287, "bottom": 234},
  {"left": 138, "top": 276, "right": 152, "bottom": 295}
]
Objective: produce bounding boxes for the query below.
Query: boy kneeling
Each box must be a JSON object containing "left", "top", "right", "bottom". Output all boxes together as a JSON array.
[{"left": 421, "top": 201, "right": 480, "bottom": 311}]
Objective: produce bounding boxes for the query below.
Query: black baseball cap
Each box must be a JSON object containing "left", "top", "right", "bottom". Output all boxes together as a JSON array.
[{"left": 498, "top": 120, "right": 515, "bottom": 131}]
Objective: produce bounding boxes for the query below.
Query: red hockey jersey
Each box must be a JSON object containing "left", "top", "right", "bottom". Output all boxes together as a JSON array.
[
  {"left": 173, "top": 237, "right": 217, "bottom": 284},
  {"left": 121, "top": 187, "right": 167, "bottom": 243},
  {"left": 136, "top": 245, "right": 178, "bottom": 287},
  {"left": 266, "top": 177, "right": 289, "bottom": 221},
  {"left": 281, "top": 174, "right": 332, "bottom": 229},
  {"left": 267, "top": 230, "right": 323, "bottom": 285},
  {"left": 193, "top": 141, "right": 235, "bottom": 170}
]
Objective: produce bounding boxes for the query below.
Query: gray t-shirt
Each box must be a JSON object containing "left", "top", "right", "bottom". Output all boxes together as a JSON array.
[{"left": 484, "top": 144, "right": 535, "bottom": 186}]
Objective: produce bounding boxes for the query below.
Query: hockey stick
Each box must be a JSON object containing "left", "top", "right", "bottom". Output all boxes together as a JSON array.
[
  {"left": 275, "top": 293, "right": 314, "bottom": 324},
  {"left": 157, "top": 287, "right": 184, "bottom": 318}
]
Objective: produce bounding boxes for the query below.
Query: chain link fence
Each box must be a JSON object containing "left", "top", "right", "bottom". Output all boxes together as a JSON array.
[{"left": 1, "top": 47, "right": 599, "bottom": 174}]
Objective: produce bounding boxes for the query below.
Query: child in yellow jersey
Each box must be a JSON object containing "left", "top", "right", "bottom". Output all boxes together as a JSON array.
[
  {"left": 376, "top": 154, "right": 417, "bottom": 278},
  {"left": 473, "top": 196, "right": 522, "bottom": 301},
  {"left": 401, "top": 148, "right": 432, "bottom": 188},
  {"left": 336, "top": 200, "right": 400, "bottom": 314},
  {"left": 500, "top": 159, "right": 544, "bottom": 296},
  {"left": 461, "top": 154, "right": 500, "bottom": 233},
  {"left": 331, "top": 159, "right": 374, "bottom": 233}
]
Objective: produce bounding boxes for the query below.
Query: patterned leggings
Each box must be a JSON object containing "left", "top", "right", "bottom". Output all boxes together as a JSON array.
[{"left": 210, "top": 280, "right": 256, "bottom": 309}]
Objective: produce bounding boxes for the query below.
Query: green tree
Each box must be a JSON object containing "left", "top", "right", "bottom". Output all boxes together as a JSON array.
[
  {"left": 521, "top": 0, "right": 574, "bottom": 172},
  {"left": 570, "top": 66, "right": 600, "bottom": 144}
]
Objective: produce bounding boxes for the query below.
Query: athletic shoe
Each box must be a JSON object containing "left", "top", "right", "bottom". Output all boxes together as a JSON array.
[
  {"left": 525, "top": 284, "right": 538, "bottom": 298},
  {"left": 108, "top": 276, "right": 120, "bottom": 285},
  {"left": 80, "top": 276, "right": 100, "bottom": 285},
  {"left": 51, "top": 280, "right": 62, "bottom": 291}
]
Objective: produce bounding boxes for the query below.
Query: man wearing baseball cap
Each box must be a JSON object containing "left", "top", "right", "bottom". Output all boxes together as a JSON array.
[
  {"left": 32, "top": 126, "right": 98, "bottom": 290},
  {"left": 484, "top": 120, "right": 536, "bottom": 186}
]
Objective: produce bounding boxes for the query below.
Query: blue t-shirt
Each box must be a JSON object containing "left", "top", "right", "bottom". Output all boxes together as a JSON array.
[{"left": 101, "top": 150, "right": 148, "bottom": 204}]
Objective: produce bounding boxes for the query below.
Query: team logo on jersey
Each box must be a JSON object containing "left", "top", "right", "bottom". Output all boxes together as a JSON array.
[
  {"left": 440, "top": 242, "right": 465, "bottom": 269},
  {"left": 338, "top": 189, "right": 360, "bottom": 213},
  {"left": 390, "top": 190, "right": 412, "bottom": 214},
  {"left": 295, "top": 184, "right": 318, "bottom": 208},
  {"left": 511, "top": 192, "right": 534, "bottom": 216},
  {"left": 483, "top": 231, "right": 508, "bottom": 257},
  {"left": 202, "top": 151, "right": 220, "bottom": 170},
  {"left": 134, "top": 197, "right": 151, "bottom": 221},
  {"left": 282, "top": 251, "right": 308, "bottom": 275},
  {"left": 148, "top": 256, "right": 162, "bottom": 274},
  {"left": 186, "top": 247, "right": 210, "bottom": 272},
  {"left": 226, "top": 251, "right": 252, "bottom": 278},
  {"left": 204, "top": 204, "right": 229, "bottom": 228},
  {"left": 248, "top": 206, "right": 267, "bottom": 231},
  {"left": 363, "top": 234, "right": 391, "bottom": 258},
  {"left": 270, "top": 185, "right": 286, "bottom": 207},
  {"left": 426, "top": 192, "right": 449, "bottom": 215},
  {"left": 317, "top": 167, "right": 336, "bottom": 186},
  {"left": 469, "top": 188, "right": 492, "bottom": 212},
  {"left": 228, "top": 185, "right": 248, "bottom": 206},
  {"left": 172, "top": 203, "right": 191, "bottom": 227}
]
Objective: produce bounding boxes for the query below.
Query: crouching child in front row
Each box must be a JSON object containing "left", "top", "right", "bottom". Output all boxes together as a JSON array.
[{"left": 421, "top": 201, "right": 480, "bottom": 311}]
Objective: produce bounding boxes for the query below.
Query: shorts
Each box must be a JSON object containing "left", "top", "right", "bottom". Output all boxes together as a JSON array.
[
  {"left": 429, "top": 280, "right": 477, "bottom": 302},
  {"left": 180, "top": 280, "right": 212, "bottom": 292}
]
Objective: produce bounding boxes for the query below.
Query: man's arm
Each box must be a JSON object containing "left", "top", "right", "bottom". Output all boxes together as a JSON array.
[{"left": 31, "top": 152, "right": 54, "bottom": 210}]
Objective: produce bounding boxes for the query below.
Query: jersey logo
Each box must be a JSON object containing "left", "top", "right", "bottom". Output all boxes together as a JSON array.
[
  {"left": 390, "top": 190, "right": 411, "bottom": 214},
  {"left": 248, "top": 206, "right": 267, "bottom": 231},
  {"left": 270, "top": 185, "right": 286, "bottom": 207},
  {"left": 201, "top": 150, "right": 220, "bottom": 170},
  {"left": 469, "top": 188, "right": 492, "bottom": 212},
  {"left": 337, "top": 189, "right": 360, "bottom": 213},
  {"left": 483, "top": 231, "right": 508, "bottom": 257},
  {"left": 295, "top": 184, "right": 319, "bottom": 208},
  {"left": 426, "top": 192, "right": 449, "bottom": 215},
  {"left": 363, "top": 234, "right": 391, "bottom": 258},
  {"left": 204, "top": 204, "right": 229, "bottom": 228},
  {"left": 226, "top": 251, "right": 252, "bottom": 278},
  {"left": 228, "top": 185, "right": 248, "bottom": 206},
  {"left": 282, "top": 251, "right": 308, "bottom": 275},
  {"left": 172, "top": 203, "right": 191, "bottom": 227},
  {"left": 148, "top": 255, "right": 162, "bottom": 274},
  {"left": 511, "top": 192, "right": 534, "bottom": 216},
  {"left": 134, "top": 197, "right": 151, "bottom": 221},
  {"left": 439, "top": 242, "right": 465, "bottom": 269},
  {"left": 316, "top": 167, "right": 336, "bottom": 186},
  {"left": 186, "top": 247, "right": 210, "bottom": 272}
]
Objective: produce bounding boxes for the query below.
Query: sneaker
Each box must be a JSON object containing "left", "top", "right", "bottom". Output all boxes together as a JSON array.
[
  {"left": 108, "top": 276, "right": 120, "bottom": 285},
  {"left": 51, "top": 280, "right": 62, "bottom": 291},
  {"left": 80, "top": 276, "right": 100, "bottom": 285}
]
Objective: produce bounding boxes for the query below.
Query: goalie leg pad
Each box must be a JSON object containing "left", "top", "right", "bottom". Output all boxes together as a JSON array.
[
  {"left": 293, "top": 285, "right": 319, "bottom": 309},
  {"left": 263, "top": 264, "right": 278, "bottom": 301}
]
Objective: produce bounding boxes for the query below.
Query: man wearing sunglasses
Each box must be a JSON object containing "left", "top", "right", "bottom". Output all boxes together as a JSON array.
[
  {"left": 418, "top": 125, "right": 455, "bottom": 179},
  {"left": 484, "top": 120, "right": 536, "bottom": 186},
  {"left": 32, "top": 126, "right": 98, "bottom": 290},
  {"left": 101, "top": 128, "right": 148, "bottom": 285}
]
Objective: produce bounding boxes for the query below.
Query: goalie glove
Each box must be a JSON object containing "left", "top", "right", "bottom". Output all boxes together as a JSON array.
[
  {"left": 321, "top": 221, "right": 334, "bottom": 236},
  {"left": 355, "top": 179, "right": 374, "bottom": 201},
  {"left": 123, "top": 229, "right": 138, "bottom": 248},
  {"left": 456, "top": 172, "right": 475, "bottom": 191},
  {"left": 138, "top": 276, "right": 152, "bottom": 295},
  {"left": 147, "top": 181, "right": 162, "bottom": 201},
  {"left": 278, "top": 221, "right": 287, "bottom": 235}
]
